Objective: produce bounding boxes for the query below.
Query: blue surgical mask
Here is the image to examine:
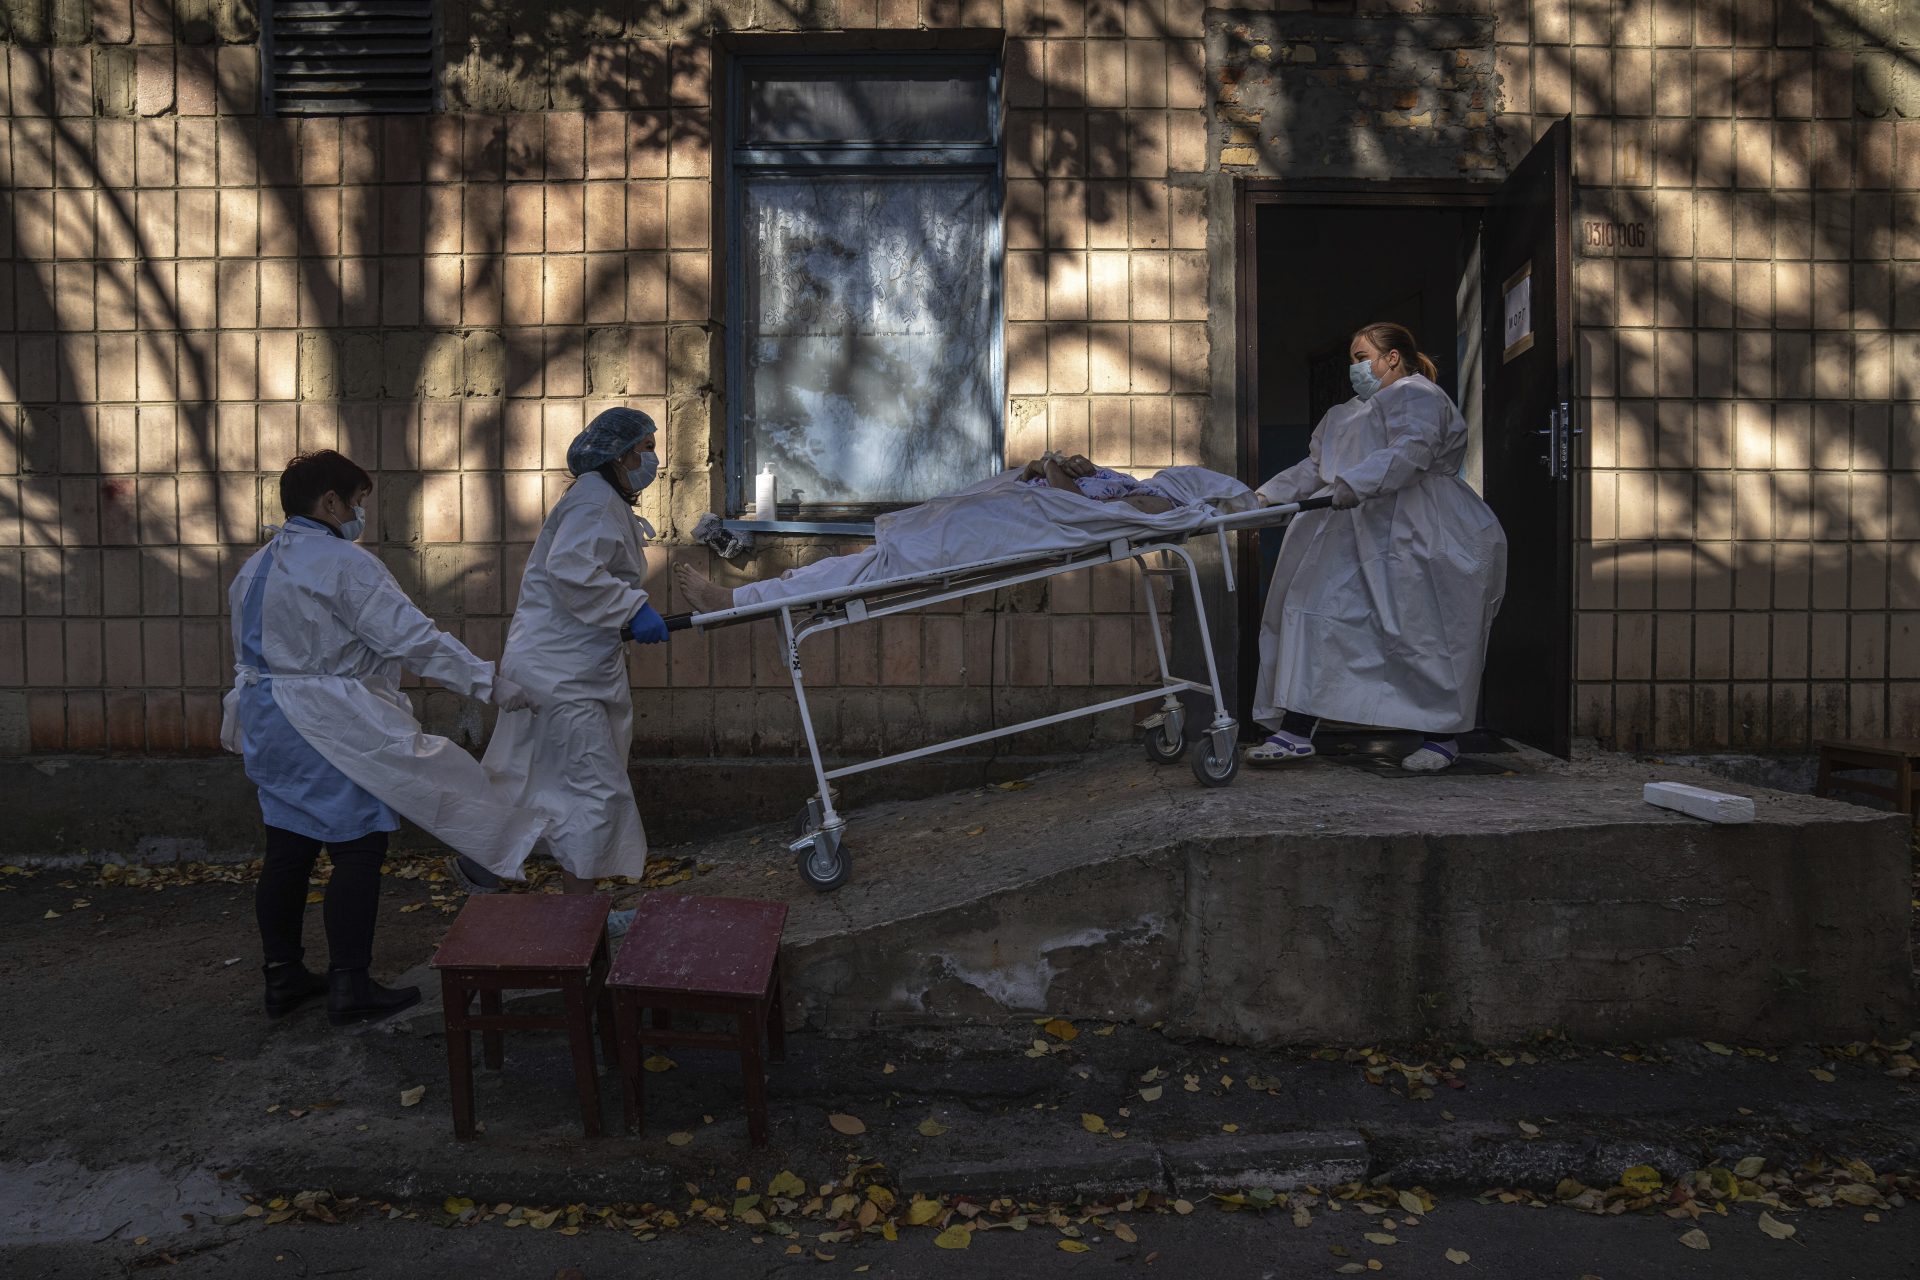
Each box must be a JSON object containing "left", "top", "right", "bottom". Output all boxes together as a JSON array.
[
  {"left": 1349, "top": 359, "right": 1382, "bottom": 401},
  {"left": 337, "top": 505, "right": 366, "bottom": 541},
  {"left": 626, "top": 451, "right": 659, "bottom": 494}
]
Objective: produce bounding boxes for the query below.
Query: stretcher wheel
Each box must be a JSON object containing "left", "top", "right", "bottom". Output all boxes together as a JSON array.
[
  {"left": 1143, "top": 718, "right": 1186, "bottom": 764},
  {"left": 1190, "top": 736, "right": 1239, "bottom": 787},
  {"left": 797, "top": 832, "right": 851, "bottom": 892}
]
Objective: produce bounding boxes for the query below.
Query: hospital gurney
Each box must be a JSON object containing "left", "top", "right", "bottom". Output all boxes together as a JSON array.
[{"left": 663, "top": 496, "right": 1333, "bottom": 891}]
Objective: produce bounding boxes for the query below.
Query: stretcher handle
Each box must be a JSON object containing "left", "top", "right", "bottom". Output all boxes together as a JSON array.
[
  {"left": 1293, "top": 495, "right": 1335, "bottom": 512},
  {"left": 664, "top": 612, "right": 695, "bottom": 632}
]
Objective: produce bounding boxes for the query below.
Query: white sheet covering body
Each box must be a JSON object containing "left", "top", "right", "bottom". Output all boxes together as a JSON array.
[
  {"left": 481, "top": 472, "right": 651, "bottom": 881},
  {"left": 220, "top": 519, "right": 553, "bottom": 869},
  {"left": 731, "top": 466, "right": 1254, "bottom": 608},
  {"left": 1252, "top": 375, "right": 1506, "bottom": 735}
]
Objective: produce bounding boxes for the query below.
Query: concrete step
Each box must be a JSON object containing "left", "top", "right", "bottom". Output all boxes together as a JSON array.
[{"left": 664, "top": 746, "right": 1914, "bottom": 1047}]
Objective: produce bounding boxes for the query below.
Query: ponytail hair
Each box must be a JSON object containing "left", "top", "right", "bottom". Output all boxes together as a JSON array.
[{"left": 1354, "top": 321, "right": 1437, "bottom": 382}]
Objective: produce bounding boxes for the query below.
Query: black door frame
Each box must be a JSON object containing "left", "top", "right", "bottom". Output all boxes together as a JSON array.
[{"left": 1231, "top": 178, "right": 1510, "bottom": 737}]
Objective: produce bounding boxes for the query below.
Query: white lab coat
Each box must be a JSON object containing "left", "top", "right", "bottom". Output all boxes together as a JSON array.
[
  {"left": 481, "top": 473, "right": 651, "bottom": 881},
  {"left": 1253, "top": 375, "right": 1507, "bottom": 735},
  {"left": 220, "top": 519, "right": 553, "bottom": 868}
]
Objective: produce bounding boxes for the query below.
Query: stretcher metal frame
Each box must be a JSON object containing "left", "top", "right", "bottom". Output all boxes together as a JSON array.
[{"left": 665, "top": 497, "right": 1329, "bottom": 891}]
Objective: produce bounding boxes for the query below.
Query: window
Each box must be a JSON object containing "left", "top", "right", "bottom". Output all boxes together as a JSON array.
[
  {"left": 263, "top": 0, "right": 437, "bottom": 115},
  {"left": 727, "top": 55, "right": 1003, "bottom": 519}
]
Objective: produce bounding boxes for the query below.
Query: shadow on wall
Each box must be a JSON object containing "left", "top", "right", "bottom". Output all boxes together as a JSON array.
[{"left": 0, "top": 0, "right": 1215, "bottom": 753}]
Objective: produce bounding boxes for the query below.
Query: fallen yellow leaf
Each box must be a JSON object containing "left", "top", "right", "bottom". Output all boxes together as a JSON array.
[
  {"left": 666, "top": 1131, "right": 693, "bottom": 1146},
  {"left": 906, "top": 1200, "right": 943, "bottom": 1226},
  {"left": 1734, "top": 1156, "right": 1766, "bottom": 1178},
  {"left": 1112, "top": 1222, "right": 1137, "bottom": 1243},
  {"left": 1221, "top": 1123, "right": 1239, "bottom": 1133},
  {"left": 1397, "top": 1190, "right": 1425, "bottom": 1216},
  {"left": 867, "top": 1186, "right": 896, "bottom": 1212},
  {"left": 965, "top": 827, "right": 985, "bottom": 837},
  {"left": 1445, "top": 1248, "right": 1470, "bottom": 1264},
  {"left": 399, "top": 1085, "right": 425, "bottom": 1107},
  {"left": 829, "top": 1112, "right": 867, "bottom": 1135},
  {"left": 642, "top": 1055, "right": 676, "bottom": 1072},
  {"left": 1081, "top": 1113, "right": 1108, "bottom": 1134},
  {"left": 1703, "top": 1041, "right": 1733, "bottom": 1056},
  {"left": 1678, "top": 1228, "right": 1710, "bottom": 1250},
  {"left": 1621, "top": 1164, "right": 1663, "bottom": 1195},
  {"left": 1173, "top": 1199, "right": 1193, "bottom": 1215},
  {"left": 1292, "top": 1205, "right": 1311, "bottom": 1228},
  {"left": 1059, "top": 1239, "right": 1090, "bottom": 1252},
  {"left": 443, "top": 1197, "right": 474, "bottom": 1216},
  {"left": 918, "top": 1117, "right": 948, "bottom": 1137},
  {"left": 1364, "top": 1232, "right": 1397, "bottom": 1246},
  {"left": 768, "top": 1170, "right": 805, "bottom": 1198},
  {"left": 1043, "top": 1018, "right": 1079, "bottom": 1041},
  {"left": 1810, "top": 1068, "right": 1835, "bottom": 1082},
  {"left": 1757, "top": 1212, "right": 1795, "bottom": 1240},
  {"left": 933, "top": 1225, "right": 971, "bottom": 1249},
  {"left": 1138, "top": 1085, "right": 1163, "bottom": 1102}
]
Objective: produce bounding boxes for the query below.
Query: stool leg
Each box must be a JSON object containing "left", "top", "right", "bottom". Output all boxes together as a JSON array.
[
  {"left": 563, "top": 979, "right": 602, "bottom": 1139},
  {"left": 766, "top": 969, "right": 787, "bottom": 1065},
  {"left": 613, "top": 994, "right": 644, "bottom": 1135},
  {"left": 596, "top": 983, "right": 619, "bottom": 1065},
  {"left": 479, "top": 989, "right": 504, "bottom": 1070},
  {"left": 441, "top": 973, "right": 477, "bottom": 1141},
  {"left": 739, "top": 1007, "right": 769, "bottom": 1147}
]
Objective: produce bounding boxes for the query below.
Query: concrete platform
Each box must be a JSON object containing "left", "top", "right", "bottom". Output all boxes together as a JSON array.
[{"left": 664, "top": 745, "right": 1914, "bottom": 1047}]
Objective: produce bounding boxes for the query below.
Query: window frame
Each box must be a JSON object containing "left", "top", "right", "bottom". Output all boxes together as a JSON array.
[{"left": 723, "top": 52, "right": 1005, "bottom": 524}]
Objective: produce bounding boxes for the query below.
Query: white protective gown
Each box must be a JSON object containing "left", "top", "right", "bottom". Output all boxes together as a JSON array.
[
  {"left": 220, "top": 519, "right": 553, "bottom": 867},
  {"left": 1253, "top": 375, "right": 1507, "bottom": 735},
  {"left": 481, "top": 472, "right": 651, "bottom": 881}
]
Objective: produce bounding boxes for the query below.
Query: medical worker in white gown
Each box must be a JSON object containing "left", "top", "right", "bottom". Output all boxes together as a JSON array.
[
  {"left": 478, "top": 407, "right": 668, "bottom": 894},
  {"left": 1249, "top": 321, "right": 1507, "bottom": 772},
  {"left": 223, "top": 450, "right": 547, "bottom": 1024}
]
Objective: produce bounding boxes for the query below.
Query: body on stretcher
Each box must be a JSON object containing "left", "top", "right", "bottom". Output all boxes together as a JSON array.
[{"left": 662, "top": 496, "right": 1333, "bottom": 892}]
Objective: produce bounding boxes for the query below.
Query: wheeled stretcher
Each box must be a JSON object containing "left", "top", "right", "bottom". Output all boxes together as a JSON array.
[{"left": 664, "top": 496, "right": 1332, "bottom": 891}]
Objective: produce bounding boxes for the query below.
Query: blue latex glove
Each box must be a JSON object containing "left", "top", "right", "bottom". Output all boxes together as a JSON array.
[{"left": 624, "top": 602, "right": 668, "bottom": 645}]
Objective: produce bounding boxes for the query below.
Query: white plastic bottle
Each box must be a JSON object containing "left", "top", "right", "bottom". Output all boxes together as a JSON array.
[{"left": 755, "top": 465, "right": 778, "bottom": 518}]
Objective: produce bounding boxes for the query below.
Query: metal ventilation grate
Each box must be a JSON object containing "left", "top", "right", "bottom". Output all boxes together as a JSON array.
[{"left": 266, "top": 0, "right": 436, "bottom": 115}]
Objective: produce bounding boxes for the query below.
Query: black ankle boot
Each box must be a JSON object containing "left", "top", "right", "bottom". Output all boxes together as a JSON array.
[
  {"left": 326, "top": 969, "right": 421, "bottom": 1025},
  {"left": 264, "top": 962, "right": 328, "bottom": 1019}
]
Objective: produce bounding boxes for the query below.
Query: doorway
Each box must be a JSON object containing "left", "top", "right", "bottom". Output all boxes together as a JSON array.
[{"left": 1233, "top": 119, "right": 1574, "bottom": 756}]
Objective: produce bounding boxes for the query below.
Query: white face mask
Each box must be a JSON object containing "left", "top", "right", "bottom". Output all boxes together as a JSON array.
[
  {"left": 626, "top": 450, "right": 659, "bottom": 494},
  {"left": 337, "top": 504, "right": 366, "bottom": 541}
]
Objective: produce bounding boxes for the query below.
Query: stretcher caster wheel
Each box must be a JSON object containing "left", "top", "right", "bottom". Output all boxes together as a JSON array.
[
  {"left": 1143, "top": 717, "right": 1186, "bottom": 765},
  {"left": 1190, "top": 737, "right": 1239, "bottom": 787},
  {"left": 797, "top": 831, "right": 851, "bottom": 892}
]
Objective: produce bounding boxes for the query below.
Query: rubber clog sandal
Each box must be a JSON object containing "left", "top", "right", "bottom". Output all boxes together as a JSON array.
[
  {"left": 1400, "top": 739, "right": 1460, "bottom": 772},
  {"left": 1246, "top": 734, "right": 1316, "bottom": 765}
]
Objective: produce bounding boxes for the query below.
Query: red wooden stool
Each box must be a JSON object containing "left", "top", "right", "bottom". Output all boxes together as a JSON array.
[
  {"left": 608, "top": 895, "right": 789, "bottom": 1146},
  {"left": 430, "top": 893, "right": 617, "bottom": 1140}
]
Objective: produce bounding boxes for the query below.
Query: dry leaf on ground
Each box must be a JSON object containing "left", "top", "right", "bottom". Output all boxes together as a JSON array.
[
  {"left": 399, "top": 1086, "right": 425, "bottom": 1107},
  {"left": 1445, "top": 1248, "right": 1470, "bottom": 1264},
  {"left": 1757, "top": 1212, "right": 1796, "bottom": 1240},
  {"left": 828, "top": 1113, "right": 867, "bottom": 1135},
  {"left": 1679, "top": 1228, "right": 1710, "bottom": 1250}
]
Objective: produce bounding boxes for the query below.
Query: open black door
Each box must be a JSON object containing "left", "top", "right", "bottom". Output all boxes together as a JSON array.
[{"left": 1480, "top": 116, "right": 1573, "bottom": 757}]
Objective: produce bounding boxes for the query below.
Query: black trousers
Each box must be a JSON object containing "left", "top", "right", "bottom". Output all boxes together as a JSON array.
[{"left": 256, "top": 826, "right": 390, "bottom": 972}]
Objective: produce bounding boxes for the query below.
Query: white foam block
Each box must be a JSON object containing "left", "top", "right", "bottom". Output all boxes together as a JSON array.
[{"left": 1643, "top": 780, "right": 1756, "bottom": 824}]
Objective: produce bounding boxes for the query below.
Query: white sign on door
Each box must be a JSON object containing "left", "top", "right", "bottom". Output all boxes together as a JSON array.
[{"left": 1502, "top": 262, "right": 1533, "bottom": 362}]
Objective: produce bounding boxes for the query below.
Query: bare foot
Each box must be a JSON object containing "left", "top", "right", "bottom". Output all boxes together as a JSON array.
[{"left": 673, "top": 560, "right": 734, "bottom": 613}]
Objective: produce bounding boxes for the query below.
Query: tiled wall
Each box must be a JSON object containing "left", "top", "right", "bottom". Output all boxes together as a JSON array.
[
  {"left": 0, "top": 0, "right": 1194, "bottom": 758},
  {"left": 1514, "top": 0, "right": 1920, "bottom": 749},
  {"left": 5, "top": 0, "right": 1914, "bottom": 760}
]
